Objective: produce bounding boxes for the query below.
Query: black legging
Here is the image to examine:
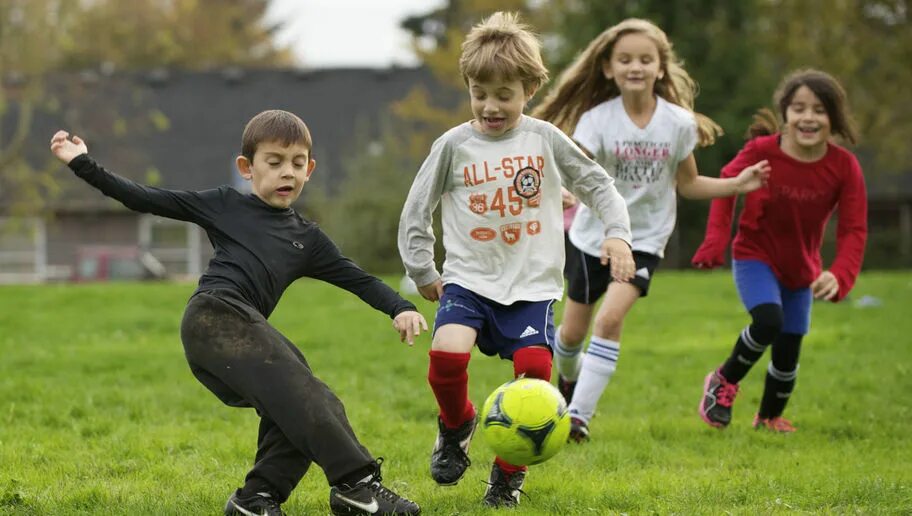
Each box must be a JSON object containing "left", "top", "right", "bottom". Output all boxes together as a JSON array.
[{"left": 180, "top": 289, "right": 373, "bottom": 502}]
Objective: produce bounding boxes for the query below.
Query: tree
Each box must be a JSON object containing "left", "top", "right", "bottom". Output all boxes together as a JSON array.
[{"left": 0, "top": 0, "right": 292, "bottom": 217}]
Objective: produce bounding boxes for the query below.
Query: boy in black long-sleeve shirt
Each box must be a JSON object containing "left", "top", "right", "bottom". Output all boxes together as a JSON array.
[{"left": 50, "top": 110, "right": 425, "bottom": 516}]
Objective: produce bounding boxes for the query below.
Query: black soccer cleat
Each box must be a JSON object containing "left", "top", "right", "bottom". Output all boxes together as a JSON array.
[
  {"left": 329, "top": 458, "right": 421, "bottom": 515},
  {"left": 557, "top": 374, "right": 577, "bottom": 404},
  {"left": 429, "top": 412, "right": 478, "bottom": 485},
  {"left": 568, "top": 416, "right": 590, "bottom": 443},
  {"left": 482, "top": 462, "right": 527, "bottom": 508},
  {"left": 224, "top": 489, "right": 283, "bottom": 516}
]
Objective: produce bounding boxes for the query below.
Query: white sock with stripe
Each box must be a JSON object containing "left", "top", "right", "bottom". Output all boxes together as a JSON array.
[
  {"left": 568, "top": 336, "right": 620, "bottom": 423},
  {"left": 554, "top": 325, "right": 583, "bottom": 381}
]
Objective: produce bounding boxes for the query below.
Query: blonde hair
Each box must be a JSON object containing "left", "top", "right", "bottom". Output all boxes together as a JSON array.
[
  {"left": 459, "top": 11, "right": 549, "bottom": 95},
  {"left": 533, "top": 18, "right": 721, "bottom": 146}
]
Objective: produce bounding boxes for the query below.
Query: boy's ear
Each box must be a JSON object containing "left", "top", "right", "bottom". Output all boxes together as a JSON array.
[
  {"left": 305, "top": 159, "right": 316, "bottom": 181},
  {"left": 236, "top": 155, "right": 253, "bottom": 181}
]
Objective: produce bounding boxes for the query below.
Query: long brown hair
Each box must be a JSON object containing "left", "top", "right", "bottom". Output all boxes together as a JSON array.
[
  {"left": 532, "top": 18, "right": 721, "bottom": 146},
  {"left": 748, "top": 69, "right": 859, "bottom": 144}
]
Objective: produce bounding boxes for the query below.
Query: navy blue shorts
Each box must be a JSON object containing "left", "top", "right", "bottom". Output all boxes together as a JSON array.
[
  {"left": 433, "top": 283, "right": 556, "bottom": 359},
  {"left": 733, "top": 259, "right": 812, "bottom": 335}
]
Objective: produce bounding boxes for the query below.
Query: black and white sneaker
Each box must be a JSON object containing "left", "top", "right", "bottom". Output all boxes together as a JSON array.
[
  {"left": 482, "top": 463, "right": 526, "bottom": 508},
  {"left": 329, "top": 458, "right": 421, "bottom": 515},
  {"left": 430, "top": 412, "right": 478, "bottom": 485},
  {"left": 224, "top": 489, "right": 283, "bottom": 516}
]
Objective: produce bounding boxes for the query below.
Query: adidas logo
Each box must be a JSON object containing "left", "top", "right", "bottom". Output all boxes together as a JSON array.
[
  {"left": 635, "top": 267, "right": 650, "bottom": 280},
  {"left": 519, "top": 326, "right": 539, "bottom": 338}
]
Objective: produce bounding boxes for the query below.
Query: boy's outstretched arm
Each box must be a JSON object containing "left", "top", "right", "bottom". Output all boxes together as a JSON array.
[{"left": 49, "top": 130, "right": 222, "bottom": 224}]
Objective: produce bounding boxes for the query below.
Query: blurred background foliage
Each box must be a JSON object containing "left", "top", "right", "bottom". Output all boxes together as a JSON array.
[{"left": 2, "top": 0, "right": 910, "bottom": 271}]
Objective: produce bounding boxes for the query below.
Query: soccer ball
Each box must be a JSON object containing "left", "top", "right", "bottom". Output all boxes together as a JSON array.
[{"left": 480, "top": 377, "right": 570, "bottom": 466}]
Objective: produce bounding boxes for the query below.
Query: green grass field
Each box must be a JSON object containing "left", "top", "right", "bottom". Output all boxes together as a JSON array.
[{"left": 1, "top": 271, "right": 910, "bottom": 515}]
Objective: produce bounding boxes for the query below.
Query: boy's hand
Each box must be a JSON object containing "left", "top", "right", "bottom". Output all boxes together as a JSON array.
[
  {"left": 733, "top": 160, "right": 770, "bottom": 194},
  {"left": 810, "top": 270, "right": 839, "bottom": 301},
  {"left": 50, "top": 131, "right": 88, "bottom": 164},
  {"left": 393, "top": 310, "right": 429, "bottom": 346},
  {"left": 417, "top": 279, "right": 443, "bottom": 302},
  {"left": 600, "top": 238, "right": 634, "bottom": 282}
]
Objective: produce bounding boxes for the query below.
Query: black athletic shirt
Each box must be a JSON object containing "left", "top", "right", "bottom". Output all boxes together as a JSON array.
[{"left": 69, "top": 154, "right": 416, "bottom": 319}]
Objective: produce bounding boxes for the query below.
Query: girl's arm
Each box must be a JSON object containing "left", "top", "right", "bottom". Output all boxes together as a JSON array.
[
  {"left": 826, "top": 156, "right": 868, "bottom": 302},
  {"left": 691, "top": 142, "right": 762, "bottom": 268},
  {"left": 676, "top": 154, "right": 770, "bottom": 200}
]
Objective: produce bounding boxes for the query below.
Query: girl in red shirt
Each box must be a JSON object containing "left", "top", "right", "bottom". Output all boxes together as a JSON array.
[{"left": 694, "top": 69, "right": 867, "bottom": 432}]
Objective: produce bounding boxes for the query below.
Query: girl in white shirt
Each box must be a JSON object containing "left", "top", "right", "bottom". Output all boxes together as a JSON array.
[{"left": 533, "top": 18, "right": 768, "bottom": 441}]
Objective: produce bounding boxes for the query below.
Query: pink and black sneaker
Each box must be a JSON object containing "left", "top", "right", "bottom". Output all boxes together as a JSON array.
[
  {"left": 568, "top": 416, "right": 590, "bottom": 443},
  {"left": 699, "top": 368, "right": 739, "bottom": 428}
]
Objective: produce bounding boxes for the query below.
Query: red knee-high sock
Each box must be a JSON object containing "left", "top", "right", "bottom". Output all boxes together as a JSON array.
[
  {"left": 428, "top": 350, "right": 475, "bottom": 429},
  {"left": 495, "top": 456, "right": 528, "bottom": 474},
  {"left": 513, "top": 346, "right": 552, "bottom": 381}
]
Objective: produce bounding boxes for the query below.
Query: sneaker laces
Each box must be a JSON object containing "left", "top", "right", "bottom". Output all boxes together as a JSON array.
[
  {"left": 483, "top": 477, "right": 529, "bottom": 503},
  {"left": 363, "top": 458, "right": 402, "bottom": 504},
  {"left": 435, "top": 429, "right": 472, "bottom": 469},
  {"left": 715, "top": 380, "right": 739, "bottom": 407}
]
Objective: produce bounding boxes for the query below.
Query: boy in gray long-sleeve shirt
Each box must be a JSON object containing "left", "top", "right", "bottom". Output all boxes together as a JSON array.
[{"left": 397, "top": 11, "right": 633, "bottom": 509}]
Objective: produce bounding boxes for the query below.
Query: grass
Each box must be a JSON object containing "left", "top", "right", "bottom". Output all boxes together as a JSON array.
[{"left": 0, "top": 271, "right": 910, "bottom": 514}]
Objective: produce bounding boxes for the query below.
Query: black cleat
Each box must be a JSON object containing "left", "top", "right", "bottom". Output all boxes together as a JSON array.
[
  {"left": 430, "top": 412, "right": 478, "bottom": 485},
  {"left": 224, "top": 489, "right": 283, "bottom": 516},
  {"left": 568, "top": 416, "right": 590, "bottom": 443},
  {"left": 329, "top": 458, "right": 420, "bottom": 515},
  {"left": 482, "top": 463, "right": 527, "bottom": 508},
  {"left": 557, "top": 374, "right": 577, "bottom": 404}
]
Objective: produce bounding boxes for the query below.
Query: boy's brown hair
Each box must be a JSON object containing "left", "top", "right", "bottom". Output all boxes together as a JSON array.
[
  {"left": 241, "top": 110, "right": 313, "bottom": 161},
  {"left": 459, "top": 11, "right": 549, "bottom": 95}
]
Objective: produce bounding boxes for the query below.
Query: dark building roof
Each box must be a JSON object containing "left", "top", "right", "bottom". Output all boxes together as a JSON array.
[{"left": 2, "top": 67, "right": 437, "bottom": 209}]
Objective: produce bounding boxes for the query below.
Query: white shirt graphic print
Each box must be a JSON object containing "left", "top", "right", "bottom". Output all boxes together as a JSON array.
[
  {"left": 399, "top": 116, "right": 631, "bottom": 305},
  {"left": 569, "top": 96, "right": 697, "bottom": 258}
]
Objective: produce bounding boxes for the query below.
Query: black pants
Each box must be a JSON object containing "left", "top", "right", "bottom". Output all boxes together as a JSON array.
[{"left": 180, "top": 290, "right": 373, "bottom": 501}]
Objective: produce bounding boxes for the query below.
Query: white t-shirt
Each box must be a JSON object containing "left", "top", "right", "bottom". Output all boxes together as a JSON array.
[
  {"left": 569, "top": 96, "right": 697, "bottom": 258},
  {"left": 398, "top": 115, "right": 631, "bottom": 305}
]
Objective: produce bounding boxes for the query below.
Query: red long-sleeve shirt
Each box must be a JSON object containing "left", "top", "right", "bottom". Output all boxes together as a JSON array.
[{"left": 692, "top": 134, "right": 867, "bottom": 301}]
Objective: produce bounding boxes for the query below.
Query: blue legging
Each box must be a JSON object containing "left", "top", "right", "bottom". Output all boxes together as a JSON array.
[{"left": 733, "top": 259, "right": 812, "bottom": 335}]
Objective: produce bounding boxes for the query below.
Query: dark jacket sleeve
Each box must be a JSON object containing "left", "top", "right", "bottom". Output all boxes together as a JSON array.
[
  {"left": 307, "top": 228, "right": 416, "bottom": 318},
  {"left": 68, "top": 154, "right": 223, "bottom": 225}
]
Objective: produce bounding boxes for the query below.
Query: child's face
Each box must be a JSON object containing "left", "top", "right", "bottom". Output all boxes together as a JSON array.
[
  {"left": 603, "top": 32, "right": 663, "bottom": 96},
  {"left": 236, "top": 140, "right": 315, "bottom": 209},
  {"left": 468, "top": 76, "right": 531, "bottom": 137},
  {"left": 783, "top": 85, "right": 832, "bottom": 153}
]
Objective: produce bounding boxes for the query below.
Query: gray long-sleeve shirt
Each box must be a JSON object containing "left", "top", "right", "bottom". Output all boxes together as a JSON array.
[{"left": 398, "top": 116, "right": 631, "bottom": 305}]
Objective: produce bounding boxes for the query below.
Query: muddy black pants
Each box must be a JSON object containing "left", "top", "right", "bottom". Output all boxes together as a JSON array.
[{"left": 180, "top": 290, "right": 373, "bottom": 502}]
